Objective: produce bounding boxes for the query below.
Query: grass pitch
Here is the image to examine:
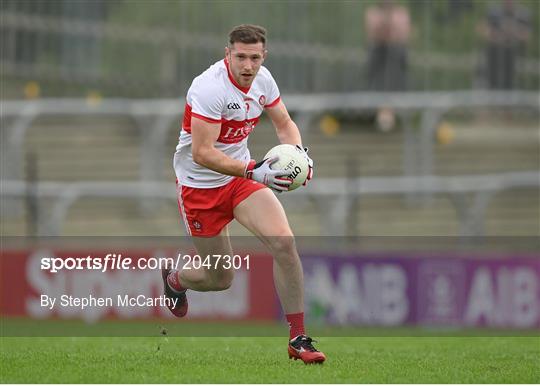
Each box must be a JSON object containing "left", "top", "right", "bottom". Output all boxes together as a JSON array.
[{"left": 1, "top": 334, "right": 539, "bottom": 383}]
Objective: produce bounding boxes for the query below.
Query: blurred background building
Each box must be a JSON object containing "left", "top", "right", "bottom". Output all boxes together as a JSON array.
[
  {"left": 1, "top": 0, "right": 538, "bottom": 238},
  {"left": 1, "top": 0, "right": 539, "bottom": 97}
]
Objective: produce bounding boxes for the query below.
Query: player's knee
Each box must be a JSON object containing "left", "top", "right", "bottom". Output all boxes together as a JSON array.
[{"left": 266, "top": 232, "right": 296, "bottom": 257}]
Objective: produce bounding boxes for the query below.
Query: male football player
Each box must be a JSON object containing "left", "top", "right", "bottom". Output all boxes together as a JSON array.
[{"left": 163, "top": 24, "right": 325, "bottom": 364}]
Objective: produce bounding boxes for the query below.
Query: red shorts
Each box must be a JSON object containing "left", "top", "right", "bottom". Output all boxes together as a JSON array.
[{"left": 176, "top": 177, "right": 266, "bottom": 237}]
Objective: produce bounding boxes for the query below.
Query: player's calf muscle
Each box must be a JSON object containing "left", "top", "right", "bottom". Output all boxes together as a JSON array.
[
  {"left": 210, "top": 275, "right": 233, "bottom": 291},
  {"left": 207, "top": 263, "right": 234, "bottom": 288}
]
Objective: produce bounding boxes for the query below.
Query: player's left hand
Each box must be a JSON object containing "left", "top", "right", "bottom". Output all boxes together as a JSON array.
[{"left": 295, "top": 145, "right": 313, "bottom": 186}]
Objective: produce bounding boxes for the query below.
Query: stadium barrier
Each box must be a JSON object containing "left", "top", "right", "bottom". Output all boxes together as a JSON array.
[
  {"left": 1, "top": 93, "right": 538, "bottom": 235},
  {"left": 2, "top": 91, "right": 538, "bottom": 184},
  {"left": 2, "top": 171, "right": 539, "bottom": 236},
  {"left": 302, "top": 252, "right": 540, "bottom": 329}
]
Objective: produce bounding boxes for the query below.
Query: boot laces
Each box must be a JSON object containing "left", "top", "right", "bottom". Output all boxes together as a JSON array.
[{"left": 293, "top": 335, "right": 319, "bottom": 352}]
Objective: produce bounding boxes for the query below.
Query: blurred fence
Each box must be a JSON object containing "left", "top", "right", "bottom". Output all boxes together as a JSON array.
[
  {"left": 2, "top": 91, "right": 538, "bottom": 182},
  {"left": 1, "top": 92, "right": 538, "bottom": 236},
  {"left": 3, "top": 172, "right": 539, "bottom": 236},
  {"left": 1, "top": 0, "right": 539, "bottom": 98}
]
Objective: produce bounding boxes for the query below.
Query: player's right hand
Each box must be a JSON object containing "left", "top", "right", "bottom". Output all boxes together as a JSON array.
[{"left": 244, "top": 156, "right": 292, "bottom": 192}]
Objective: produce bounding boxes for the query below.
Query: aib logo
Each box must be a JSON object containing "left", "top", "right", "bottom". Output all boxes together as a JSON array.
[{"left": 227, "top": 102, "right": 241, "bottom": 110}]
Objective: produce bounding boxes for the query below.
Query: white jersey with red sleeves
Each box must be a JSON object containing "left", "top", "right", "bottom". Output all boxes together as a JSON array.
[{"left": 174, "top": 58, "right": 281, "bottom": 188}]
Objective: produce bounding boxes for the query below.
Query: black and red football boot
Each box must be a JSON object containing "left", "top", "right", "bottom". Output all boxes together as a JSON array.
[{"left": 288, "top": 335, "right": 326, "bottom": 364}]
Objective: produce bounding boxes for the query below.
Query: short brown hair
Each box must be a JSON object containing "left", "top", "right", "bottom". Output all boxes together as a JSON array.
[{"left": 228, "top": 24, "right": 267, "bottom": 46}]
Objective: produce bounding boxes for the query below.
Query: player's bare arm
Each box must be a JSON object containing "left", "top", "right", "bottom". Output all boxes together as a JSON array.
[
  {"left": 190, "top": 117, "right": 247, "bottom": 177},
  {"left": 266, "top": 100, "right": 303, "bottom": 146}
]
